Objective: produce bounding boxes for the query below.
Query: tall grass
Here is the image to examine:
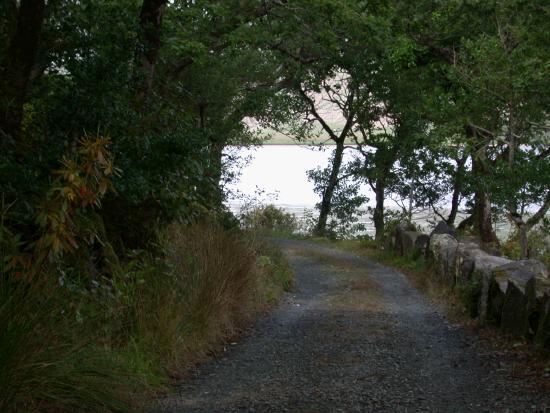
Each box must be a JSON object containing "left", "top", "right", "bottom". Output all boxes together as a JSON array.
[
  {"left": 0, "top": 277, "right": 145, "bottom": 413},
  {"left": 0, "top": 220, "right": 292, "bottom": 412}
]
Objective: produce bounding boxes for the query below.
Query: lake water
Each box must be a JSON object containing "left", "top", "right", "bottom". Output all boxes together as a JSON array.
[{"left": 225, "top": 145, "right": 512, "bottom": 238}]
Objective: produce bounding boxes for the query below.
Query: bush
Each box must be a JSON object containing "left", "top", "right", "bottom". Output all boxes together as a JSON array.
[{"left": 239, "top": 205, "right": 298, "bottom": 235}]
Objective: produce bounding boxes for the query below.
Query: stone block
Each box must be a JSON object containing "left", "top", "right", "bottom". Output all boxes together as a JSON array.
[
  {"left": 414, "top": 234, "right": 430, "bottom": 259},
  {"left": 393, "top": 222, "right": 416, "bottom": 256},
  {"left": 535, "top": 294, "right": 550, "bottom": 348},
  {"left": 429, "top": 234, "right": 459, "bottom": 286},
  {"left": 401, "top": 231, "right": 420, "bottom": 256},
  {"left": 429, "top": 221, "right": 457, "bottom": 238},
  {"left": 499, "top": 271, "right": 536, "bottom": 337},
  {"left": 472, "top": 255, "right": 512, "bottom": 323}
]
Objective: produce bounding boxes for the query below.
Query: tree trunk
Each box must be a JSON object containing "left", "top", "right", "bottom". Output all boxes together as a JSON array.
[
  {"left": 135, "top": 0, "right": 167, "bottom": 104},
  {"left": 0, "top": 0, "right": 46, "bottom": 141},
  {"left": 373, "top": 180, "right": 385, "bottom": 242},
  {"left": 446, "top": 154, "right": 466, "bottom": 225},
  {"left": 465, "top": 125, "right": 498, "bottom": 244},
  {"left": 314, "top": 139, "right": 345, "bottom": 236},
  {"left": 471, "top": 154, "right": 498, "bottom": 244},
  {"left": 408, "top": 178, "right": 414, "bottom": 220},
  {"left": 510, "top": 215, "right": 529, "bottom": 259},
  {"left": 206, "top": 140, "right": 225, "bottom": 209}
]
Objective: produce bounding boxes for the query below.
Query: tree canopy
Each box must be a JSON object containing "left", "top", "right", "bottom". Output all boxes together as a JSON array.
[{"left": 1, "top": 0, "right": 549, "bottom": 269}]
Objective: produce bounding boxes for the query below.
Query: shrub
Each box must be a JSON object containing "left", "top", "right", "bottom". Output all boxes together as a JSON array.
[
  {"left": 457, "top": 279, "right": 482, "bottom": 318},
  {"left": 239, "top": 205, "right": 298, "bottom": 235}
]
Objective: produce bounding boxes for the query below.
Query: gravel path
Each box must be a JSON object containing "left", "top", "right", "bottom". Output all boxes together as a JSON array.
[{"left": 153, "top": 239, "right": 549, "bottom": 412}]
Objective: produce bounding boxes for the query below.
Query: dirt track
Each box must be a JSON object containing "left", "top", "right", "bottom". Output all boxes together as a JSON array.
[{"left": 153, "top": 239, "right": 549, "bottom": 412}]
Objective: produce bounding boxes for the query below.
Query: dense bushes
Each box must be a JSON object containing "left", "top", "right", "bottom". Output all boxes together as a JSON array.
[
  {"left": 240, "top": 204, "right": 298, "bottom": 235},
  {"left": 0, "top": 221, "right": 292, "bottom": 412}
]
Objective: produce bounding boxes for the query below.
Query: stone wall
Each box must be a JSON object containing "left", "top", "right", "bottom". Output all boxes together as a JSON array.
[{"left": 389, "top": 221, "right": 550, "bottom": 348}]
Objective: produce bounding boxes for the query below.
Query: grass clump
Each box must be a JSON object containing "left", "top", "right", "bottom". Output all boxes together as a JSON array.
[{"left": 0, "top": 220, "right": 292, "bottom": 412}]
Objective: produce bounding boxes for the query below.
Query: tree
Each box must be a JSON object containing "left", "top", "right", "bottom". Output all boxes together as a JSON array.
[{"left": 0, "top": 0, "right": 46, "bottom": 142}]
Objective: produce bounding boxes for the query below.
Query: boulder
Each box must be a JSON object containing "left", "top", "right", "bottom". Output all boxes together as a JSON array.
[
  {"left": 395, "top": 221, "right": 416, "bottom": 233},
  {"left": 535, "top": 277, "right": 550, "bottom": 300},
  {"left": 503, "top": 259, "right": 548, "bottom": 279},
  {"left": 499, "top": 271, "right": 536, "bottom": 337},
  {"left": 393, "top": 222, "right": 417, "bottom": 256},
  {"left": 471, "top": 254, "right": 512, "bottom": 323},
  {"left": 414, "top": 234, "right": 430, "bottom": 258},
  {"left": 487, "top": 272, "right": 508, "bottom": 325},
  {"left": 490, "top": 260, "right": 549, "bottom": 337},
  {"left": 429, "top": 234, "right": 459, "bottom": 286},
  {"left": 426, "top": 221, "right": 457, "bottom": 259},
  {"left": 454, "top": 242, "right": 484, "bottom": 284},
  {"left": 401, "top": 231, "right": 420, "bottom": 256},
  {"left": 383, "top": 235, "right": 395, "bottom": 251},
  {"left": 430, "top": 221, "right": 457, "bottom": 238},
  {"left": 535, "top": 294, "right": 550, "bottom": 348}
]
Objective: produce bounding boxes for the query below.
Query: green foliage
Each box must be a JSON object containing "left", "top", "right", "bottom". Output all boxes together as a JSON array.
[
  {"left": 240, "top": 204, "right": 298, "bottom": 236},
  {"left": 458, "top": 279, "right": 482, "bottom": 318},
  {"left": 308, "top": 151, "right": 368, "bottom": 239},
  {"left": 502, "top": 220, "right": 550, "bottom": 268}
]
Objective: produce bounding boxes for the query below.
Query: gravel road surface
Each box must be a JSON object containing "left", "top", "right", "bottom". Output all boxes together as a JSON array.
[{"left": 153, "top": 239, "right": 549, "bottom": 412}]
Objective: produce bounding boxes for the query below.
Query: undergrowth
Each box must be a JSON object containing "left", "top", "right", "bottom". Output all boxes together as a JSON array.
[{"left": 0, "top": 221, "right": 292, "bottom": 412}]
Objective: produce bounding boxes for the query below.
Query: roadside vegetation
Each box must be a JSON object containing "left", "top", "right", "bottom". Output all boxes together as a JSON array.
[{"left": 0, "top": 220, "right": 292, "bottom": 413}]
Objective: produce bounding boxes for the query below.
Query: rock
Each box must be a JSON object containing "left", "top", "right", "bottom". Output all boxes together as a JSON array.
[
  {"left": 535, "top": 294, "right": 550, "bottom": 348},
  {"left": 393, "top": 222, "right": 416, "bottom": 256},
  {"left": 532, "top": 278, "right": 550, "bottom": 347},
  {"left": 426, "top": 221, "right": 457, "bottom": 259},
  {"left": 395, "top": 221, "right": 416, "bottom": 233},
  {"left": 414, "top": 234, "right": 430, "bottom": 258},
  {"left": 383, "top": 235, "right": 393, "bottom": 251},
  {"left": 535, "top": 277, "right": 550, "bottom": 300},
  {"left": 454, "top": 242, "right": 484, "bottom": 284},
  {"left": 490, "top": 260, "right": 549, "bottom": 338},
  {"left": 429, "top": 234, "right": 459, "bottom": 286},
  {"left": 499, "top": 271, "right": 536, "bottom": 337},
  {"left": 471, "top": 254, "right": 513, "bottom": 323},
  {"left": 429, "top": 221, "right": 457, "bottom": 238},
  {"left": 401, "top": 231, "right": 420, "bottom": 256},
  {"left": 487, "top": 272, "right": 508, "bottom": 325},
  {"left": 502, "top": 259, "right": 548, "bottom": 280}
]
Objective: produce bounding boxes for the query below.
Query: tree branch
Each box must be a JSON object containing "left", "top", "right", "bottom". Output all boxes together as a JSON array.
[
  {"left": 297, "top": 86, "right": 339, "bottom": 141},
  {"left": 526, "top": 190, "right": 550, "bottom": 229}
]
